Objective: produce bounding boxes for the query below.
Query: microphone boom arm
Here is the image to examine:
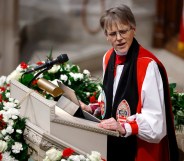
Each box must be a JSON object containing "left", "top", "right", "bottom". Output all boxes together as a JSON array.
[{"left": 27, "top": 66, "right": 52, "bottom": 88}]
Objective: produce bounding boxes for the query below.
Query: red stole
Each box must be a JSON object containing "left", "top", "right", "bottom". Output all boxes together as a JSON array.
[
  {"left": 104, "top": 46, "right": 178, "bottom": 161},
  {"left": 114, "top": 54, "right": 126, "bottom": 76}
]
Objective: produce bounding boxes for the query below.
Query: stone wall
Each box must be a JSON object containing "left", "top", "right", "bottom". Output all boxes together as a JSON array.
[
  {"left": 0, "top": 0, "right": 19, "bottom": 75},
  {"left": 18, "top": 0, "right": 156, "bottom": 68},
  {"left": 19, "top": 0, "right": 155, "bottom": 45}
]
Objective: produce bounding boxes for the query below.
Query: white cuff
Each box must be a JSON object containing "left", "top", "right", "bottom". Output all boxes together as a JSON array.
[{"left": 123, "top": 123, "right": 132, "bottom": 137}]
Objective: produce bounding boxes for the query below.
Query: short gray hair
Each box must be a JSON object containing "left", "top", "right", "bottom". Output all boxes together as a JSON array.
[{"left": 100, "top": 4, "right": 136, "bottom": 34}]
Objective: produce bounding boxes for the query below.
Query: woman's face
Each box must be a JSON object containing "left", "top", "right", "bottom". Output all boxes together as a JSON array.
[{"left": 105, "top": 22, "right": 135, "bottom": 53}]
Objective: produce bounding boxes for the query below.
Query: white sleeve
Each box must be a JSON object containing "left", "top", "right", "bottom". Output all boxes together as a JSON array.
[
  {"left": 124, "top": 61, "right": 167, "bottom": 143},
  {"left": 102, "top": 54, "right": 106, "bottom": 79}
]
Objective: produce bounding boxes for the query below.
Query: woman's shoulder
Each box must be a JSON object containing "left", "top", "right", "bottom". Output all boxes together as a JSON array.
[
  {"left": 138, "top": 45, "right": 160, "bottom": 63},
  {"left": 103, "top": 48, "right": 114, "bottom": 65}
]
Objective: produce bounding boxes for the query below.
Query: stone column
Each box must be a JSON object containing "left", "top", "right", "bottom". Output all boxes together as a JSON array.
[{"left": 0, "top": 0, "right": 19, "bottom": 76}]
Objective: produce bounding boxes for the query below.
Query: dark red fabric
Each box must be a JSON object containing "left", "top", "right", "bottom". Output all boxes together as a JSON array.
[
  {"left": 114, "top": 54, "right": 126, "bottom": 76},
  {"left": 129, "top": 121, "right": 138, "bottom": 135},
  {"left": 135, "top": 49, "right": 170, "bottom": 161},
  {"left": 136, "top": 137, "right": 169, "bottom": 161},
  {"left": 135, "top": 46, "right": 178, "bottom": 161}
]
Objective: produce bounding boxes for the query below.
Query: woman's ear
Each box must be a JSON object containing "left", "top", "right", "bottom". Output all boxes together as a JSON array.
[{"left": 133, "top": 28, "right": 136, "bottom": 36}]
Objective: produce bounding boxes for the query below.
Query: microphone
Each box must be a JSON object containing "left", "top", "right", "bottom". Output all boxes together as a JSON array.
[{"left": 24, "top": 54, "right": 69, "bottom": 74}]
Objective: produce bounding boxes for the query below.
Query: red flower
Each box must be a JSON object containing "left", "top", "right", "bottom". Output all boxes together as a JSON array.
[
  {"left": 89, "top": 95, "right": 97, "bottom": 103},
  {"left": 32, "top": 79, "right": 38, "bottom": 85},
  {"left": 101, "top": 158, "right": 106, "bottom": 161},
  {"left": 0, "top": 87, "right": 6, "bottom": 92},
  {"left": 36, "top": 61, "right": 44, "bottom": 65},
  {"left": 0, "top": 94, "right": 2, "bottom": 102},
  {"left": 0, "top": 114, "right": 6, "bottom": 130},
  {"left": 20, "top": 62, "right": 28, "bottom": 69},
  {"left": 0, "top": 114, "right": 3, "bottom": 120},
  {"left": 62, "top": 148, "right": 75, "bottom": 157},
  {"left": 0, "top": 153, "right": 2, "bottom": 160}
]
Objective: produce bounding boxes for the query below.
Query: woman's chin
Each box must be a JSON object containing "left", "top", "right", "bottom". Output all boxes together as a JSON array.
[
  {"left": 115, "top": 45, "right": 128, "bottom": 52},
  {"left": 116, "top": 48, "right": 128, "bottom": 54}
]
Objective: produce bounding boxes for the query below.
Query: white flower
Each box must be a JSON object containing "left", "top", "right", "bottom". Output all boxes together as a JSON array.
[
  {"left": 2, "top": 112, "right": 11, "bottom": 122},
  {"left": 97, "top": 85, "right": 102, "bottom": 92},
  {"left": 8, "top": 108, "right": 20, "bottom": 119},
  {"left": 60, "top": 74, "right": 68, "bottom": 82},
  {"left": 6, "top": 125, "right": 14, "bottom": 134},
  {"left": 78, "top": 155, "right": 87, "bottom": 160},
  {"left": 68, "top": 155, "right": 81, "bottom": 161},
  {"left": 83, "top": 69, "right": 91, "bottom": 77},
  {"left": 85, "top": 92, "right": 90, "bottom": 97},
  {"left": 16, "top": 65, "right": 26, "bottom": 72},
  {"left": 12, "top": 142, "right": 23, "bottom": 154},
  {"left": 1, "top": 129, "right": 7, "bottom": 135},
  {"left": 43, "top": 156, "right": 50, "bottom": 161},
  {"left": 5, "top": 92, "right": 10, "bottom": 98},
  {"left": 8, "top": 119, "right": 14, "bottom": 126},
  {"left": 11, "top": 115, "right": 18, "bottom": 120},
  {"left": 64, "top": 64, "right": 71, "bottom": 71},
  {"left": 14, "top": 99, "right": 19, "bottom": 104},
  {"left": 0, "top": 110, "right": 4, "bottom": 115},
  {"left": 70, "top": 64, "right": 80, "bottom": 72},
  {"left": 48, "top": 65, "right": 60, "bottom": 73},
  {"left": 87, "top": 151, "right": 102, "bottom": 161},
  {"left": 68, "top": 80, "right": 71, "bottom": 85},
  {"left": 67, "top": 154, "right": 88, "bottom": 161},
  {"left": 3, "top": 101, "right": 17, "bottom": 109},
  {"left": 16, "top": 129, "right": 22, "bottom": 134},
  {"left": 69, "top": 73, "right": 84, "bottom": 81},
  {"left": 4, "top": 135, "right": 11, "bottom": 141},
  {"left": 2, "top": 152, "right": 18, "bottom": 161},
  {"left": 2, "top": 108, "right": 19, "bottom": 122},
  {"left": 45, "top": 148, "right": 62, "bottom": 161},
  {"left": 179, "top": 93, "right": 184, "bottom": 96},
  {"left": 61, "top": 159, "right": 67, "bottom": 161},
  {"left": 6, "top": 70, "right": 22, "bottom": 83},
  {"left": 0, "top": 76, "right": 7, "bottom": 87},
  {"left": 0, "top": 133, "right": 3, "bottom": 139},
  {"left": 0, "top": 140, "right": 8, "bottom": 152},
  {"left": 8, "top": 98, "right": 14, "bottom": 102}
]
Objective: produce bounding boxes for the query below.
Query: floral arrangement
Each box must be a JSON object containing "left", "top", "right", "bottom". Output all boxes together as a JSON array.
[
  {"left": 0, "top": 54, "right": 103, "bottom": 161},
  {"left": 170, "top": 83, "right": 184, "bottom": 129},
  {"left": 0, "top": 76, "right": 29, "bottom": 161},
  {"left": 7, "top": 57, "right": 102, "bottom": 105},
  {"left": 43, "top": 147, "right": 105, "bottom": 161}
]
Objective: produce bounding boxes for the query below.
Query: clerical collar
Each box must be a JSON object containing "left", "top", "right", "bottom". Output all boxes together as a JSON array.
[{"left": 115, "top": 50, "right": 128, "bottom": 56}]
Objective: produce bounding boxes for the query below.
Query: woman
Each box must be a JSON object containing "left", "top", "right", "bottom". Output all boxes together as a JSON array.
[{"left": 81, "top": 4, "right": 178, "bottom": 161}]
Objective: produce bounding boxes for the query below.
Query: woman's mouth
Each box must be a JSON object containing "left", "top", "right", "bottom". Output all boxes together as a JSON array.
[{"left": 117, "top": 42, "right": 126, "bottom": 47}]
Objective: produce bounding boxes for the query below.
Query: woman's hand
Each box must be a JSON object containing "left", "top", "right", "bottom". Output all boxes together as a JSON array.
[
  {"left": 98, "top": 117, "right": 126, "bottom": 135},
  {"left": 79, "top": 100, "right": 92, "bottom": 113}
]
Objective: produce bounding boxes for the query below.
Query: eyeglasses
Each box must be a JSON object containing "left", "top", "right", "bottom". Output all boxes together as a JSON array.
[{"left": 107, "top": 27, "right": 133, "bottom": 40}]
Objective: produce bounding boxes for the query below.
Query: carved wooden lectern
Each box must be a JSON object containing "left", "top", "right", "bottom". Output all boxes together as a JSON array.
[{"left": 10, "top": 80, "right": 119, "bottom": 161}]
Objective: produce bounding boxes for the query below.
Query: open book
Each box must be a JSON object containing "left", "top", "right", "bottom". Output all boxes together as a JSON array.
[{"left": 57, "top": 80, "right": 100, "bottom": 123}]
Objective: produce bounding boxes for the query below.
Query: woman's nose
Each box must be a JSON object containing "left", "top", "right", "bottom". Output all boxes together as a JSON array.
[{"left": 116, "top": 32, "right": 123, "bottom": 40}]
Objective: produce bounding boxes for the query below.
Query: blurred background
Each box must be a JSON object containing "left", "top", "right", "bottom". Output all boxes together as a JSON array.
[{"left": 0, "top": 0, "right": 184, "bottom": 89}]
